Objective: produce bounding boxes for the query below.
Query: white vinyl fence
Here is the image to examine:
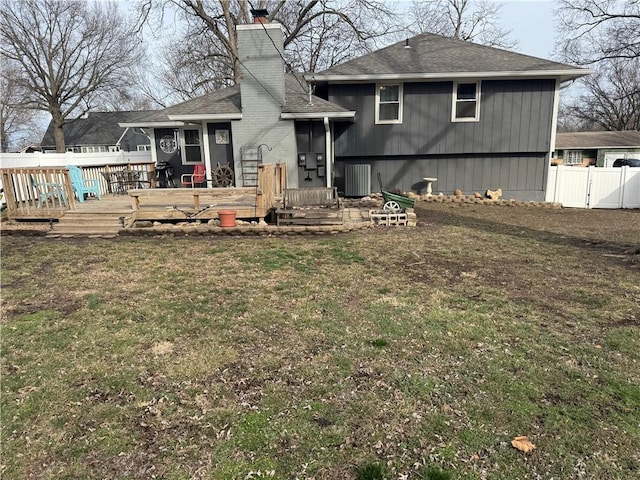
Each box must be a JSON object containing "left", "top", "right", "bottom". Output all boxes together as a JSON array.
[
  {"left": 546, "top": 166, "right": 640, "bottom": 209},
  {"left": 0, "top": 151, "right": 152, "bottom": 169}
]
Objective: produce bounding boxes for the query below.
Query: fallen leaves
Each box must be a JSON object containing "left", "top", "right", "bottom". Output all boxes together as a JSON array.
[{"left": 511, "top": 435, "right": 536, "bottom": 453}]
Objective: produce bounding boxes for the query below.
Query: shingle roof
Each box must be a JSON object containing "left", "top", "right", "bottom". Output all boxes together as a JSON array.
[
  {"left": 556, "top": 131, "right": 640, "bottom": 149},
  {"left": 41, "top": 110, "right": 156, "bottom": 147},
  {"left": 282, "top": 75, "right": 351, "bottom": 114},
  {"left": 136, "top": 85, "right": 242, "bottom": 122},
  {"left": 311, "top": 33, "right": 587, "bottom": 80},
  {"left": 124, "top": 74, "right": 349, "bottom": 124}
]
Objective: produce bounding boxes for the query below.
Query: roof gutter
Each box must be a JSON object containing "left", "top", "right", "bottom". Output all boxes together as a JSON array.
[
  {"left": 168, "top": 113, "right": 242, "bottom": 121},
  {"left": 281, "top": 111, "right": 355, "bottom": 120},
  {"left": 306, "top": 69, "right": 592, "bottom": 83},
  {"left": 119, "top": 121, "right": 186, "bottom": 128}
]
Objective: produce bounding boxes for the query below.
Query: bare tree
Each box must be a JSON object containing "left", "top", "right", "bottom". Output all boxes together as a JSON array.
[
  {"left": 555, "top": 1, "right": 639, "bottom": 131},
  {"left": 556, "top": 0, "right": 640, "bottom": 65},
  {"left": 137, "top": 0, "right": 396, "bottom": 101},
  {"left": 561, "top": 58, "right": 640, "bottom": 131},
  {"left": 0, "top": 0, "right": 145, "bottom": 152},
  {"left": 0, "top": 60, "right": 45, "bottom": 152},
  {"left": 406, "top": 0, "right": 516, "bottom": 49}
]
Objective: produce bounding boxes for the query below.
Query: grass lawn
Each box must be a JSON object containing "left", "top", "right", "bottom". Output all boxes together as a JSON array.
[{"left": 2, "top": 203, "right": 639, "bottom": 479}]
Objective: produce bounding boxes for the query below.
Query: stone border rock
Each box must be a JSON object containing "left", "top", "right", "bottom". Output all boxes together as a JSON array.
[
  {"left": 416, "top": 194, "right": 562, "bottom": 208},
  {"left": 118, "top": 221, "right": 374, "bottom": 237},
  {"left": 343, "top": 193, "right": 562, "bottom": 209}
]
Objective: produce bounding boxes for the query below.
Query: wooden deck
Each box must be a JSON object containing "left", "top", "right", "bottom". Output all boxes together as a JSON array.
[
  {"left": 2, "top": 163, "right": 286, "bottom": 227},
  {"left": 128, "top": 163, "right": 285, "bottom": 221}
]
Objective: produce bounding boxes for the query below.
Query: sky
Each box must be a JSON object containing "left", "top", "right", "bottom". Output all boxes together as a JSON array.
[{"left": 498, "top": 0, "right": 557, "bottom": 60}]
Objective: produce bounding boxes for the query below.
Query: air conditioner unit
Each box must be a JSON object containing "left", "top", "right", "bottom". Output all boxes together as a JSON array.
[{"left": 344, "top": 164, "right": 371, "bottom": 197}]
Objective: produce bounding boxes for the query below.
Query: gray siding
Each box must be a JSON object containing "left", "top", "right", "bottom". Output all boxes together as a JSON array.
[
  {"left": 330, "top": 79, "right": 555, "bottom": 157},
  {"left": 207, "top": 122, "right": 234, "bottom": 166},
  {"left": 335, "top": 153, "right": 549, "bottom": 201},
  {"left": 295, "top": 121, "right": 327, "bottom": 187}
]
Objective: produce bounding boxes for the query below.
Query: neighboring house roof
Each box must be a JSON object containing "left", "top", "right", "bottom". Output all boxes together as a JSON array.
[
  {"left": 18, "top": 142, "right": 41, "bottom": 153},
  {"left": 307, "top": 33, "right": 589, "bottom": 82},
  {"left": 41, "top": 111, "right": 156, "bottom": 147},
  {"left": 556, "top": 131, "right": 640, "bottom": 150},
  {"left": 120, "top": 74, "right": 352, "bottom": 127}
]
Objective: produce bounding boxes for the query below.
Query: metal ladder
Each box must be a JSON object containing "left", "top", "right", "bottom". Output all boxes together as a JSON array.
[{"left": 240, "top": 144, "right": 262, "bottom": 187}]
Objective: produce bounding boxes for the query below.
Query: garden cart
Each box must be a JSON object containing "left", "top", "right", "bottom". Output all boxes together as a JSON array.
[{"left": 377, "top": 173, "right": 415, "bottom": 212}]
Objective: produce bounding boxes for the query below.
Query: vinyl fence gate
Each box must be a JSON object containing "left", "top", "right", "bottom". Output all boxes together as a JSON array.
[{"left": 545, "top": 166, "right": 640, "bottom": 209}]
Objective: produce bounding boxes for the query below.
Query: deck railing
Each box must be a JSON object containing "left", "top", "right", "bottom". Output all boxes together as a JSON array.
[
  {"left": 1, "top": 162, "right": 284, "bottom": 221},
  {"left": 1, "top": 162, "right": 155, "bottom": 220},
  {"left": 1, "top": 168, "right": 75, "bottom": 219}
]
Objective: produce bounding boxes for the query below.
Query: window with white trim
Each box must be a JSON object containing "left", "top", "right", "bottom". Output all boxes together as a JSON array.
[
  {"left": 137, "top": 144, "right": 152, "bottom": 152},
  {"left": 375, "top": 84, "right": 403, "bottom": 124},
  {"left": 452, "top": 81, "right": 480, "bottom": 121},
  {"left": 563, "top": 150, "right": 583, "bottom": 165},
  {"left": 80, "top": 146, "right": 108, "bottom": 153},
  {"left": 108, "top": 145, "right": 120, "bottom": 152},
  {"left": 182, "top": 129, "right": 203, "bottom": 164}
]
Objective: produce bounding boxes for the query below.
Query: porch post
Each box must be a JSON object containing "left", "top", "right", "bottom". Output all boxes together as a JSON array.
[
  {"left": 202, "top": 122, "right": 214, "bottom": 188},
  {"left": 324, "top": 117, "right": 332, "bottom": 188},
  {"left": 149, "top": 128, "right": 158, "bottom": 165}
]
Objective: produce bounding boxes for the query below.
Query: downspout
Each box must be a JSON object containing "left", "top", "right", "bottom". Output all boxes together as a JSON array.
[{"left": 324, "top": 117, "right": 331, "bottom": 188}]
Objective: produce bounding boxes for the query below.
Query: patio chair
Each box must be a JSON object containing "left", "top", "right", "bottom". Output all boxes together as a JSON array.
[
  {"left": 66, "top": 165, "right": 101, "bottom": 202},
  {"left": 181, "top": 163, "right": 206, "bottom": 188},
  {"left": 29, "top": 174, "right": 67, "bottom": 206}
]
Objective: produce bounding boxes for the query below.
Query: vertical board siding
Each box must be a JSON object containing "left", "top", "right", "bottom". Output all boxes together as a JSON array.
[
  {"left": 330, "top": 79, "right": 555, "bottom": 158},
  {"left": 335, "top": 153, "right": 548, "bottom": 200}
]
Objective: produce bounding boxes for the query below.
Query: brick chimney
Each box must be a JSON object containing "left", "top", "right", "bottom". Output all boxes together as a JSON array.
[{"left": 251, "top": 8, "right": 269, "bottom": 24}]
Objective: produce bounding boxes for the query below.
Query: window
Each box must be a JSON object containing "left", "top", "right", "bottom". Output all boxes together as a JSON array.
[
  {"left": 563, "top": 150, "right": 583, "bottom": 165},
  {"left": 137, "top": 144, "right": 152, "bottom": 152},
  {"left": 108, "top": 146, "right": 120, "bottom": 152},
  {"left": 452, "top": 81, "right": 480, "bottom": 121},
  {"left": 376, "top": 84, "right": 403, "bottom": 124},
  {"left": 80, "top": 146, "right": 108, "bottom": 153},
  {"left": 182, "top": 129, "right": 202, "bottom": 164}
]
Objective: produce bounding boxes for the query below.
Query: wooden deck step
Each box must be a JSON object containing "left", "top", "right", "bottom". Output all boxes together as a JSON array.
[{"left": 46, "top": 194, "right": 132, "bottom": 237}]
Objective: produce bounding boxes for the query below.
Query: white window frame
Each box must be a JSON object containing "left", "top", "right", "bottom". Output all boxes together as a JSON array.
[
  {"left": 375, "top": 83, "right": 403, "bottom": 124},
  {"left": 563, "top": 150, "right": 583, "bottom": 165},
  {"left": 452, "top": 81, "right": 481, "bottom": 122},
  {"left": 180, "top": 128, "right": 204, "bottom": 165},
  {"left": 108, "top": 145, "right": 120, "bottom": 152},
  {"left": 137, "top": 144, "right": 152, "bottom": 152},
  {"left": 80, "top": 146, "right": 108, "bottom": 153}
]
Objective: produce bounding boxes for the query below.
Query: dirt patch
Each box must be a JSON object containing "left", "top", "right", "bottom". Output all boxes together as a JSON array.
[{"left": 3, "top": 292, "right": 81, "bottom": 318}]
